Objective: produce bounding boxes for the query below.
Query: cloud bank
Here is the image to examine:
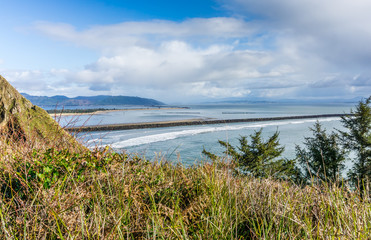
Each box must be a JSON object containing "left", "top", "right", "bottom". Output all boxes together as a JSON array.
[{"left": 4, "top": 0, "right": 371, "bottom": 102}]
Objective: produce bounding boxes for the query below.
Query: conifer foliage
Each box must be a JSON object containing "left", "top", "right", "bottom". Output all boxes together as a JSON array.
[
  {"left": 204, "top": 97, "right": 371, "bottom": 189},
  {"left": 296, "top": 121, "right": 346, "bottom": 184},
  {"left": 339, "top": 97, "right": 371, "bottom": 194},
  {"left": 203, "top": 129, "right": 298, "bottom": 180}
]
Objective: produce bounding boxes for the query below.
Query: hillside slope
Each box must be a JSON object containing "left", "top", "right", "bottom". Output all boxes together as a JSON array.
[{"left": 0, "top": 75, "right": 85, "bottom": 151}]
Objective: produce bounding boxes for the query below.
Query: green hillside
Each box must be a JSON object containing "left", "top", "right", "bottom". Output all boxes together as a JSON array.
[
  {"left": 21, "top": 93, "right": 165, "bottom": 107},
  {"left": 0, "top": 75, "right": 85, "bottom": 152}
]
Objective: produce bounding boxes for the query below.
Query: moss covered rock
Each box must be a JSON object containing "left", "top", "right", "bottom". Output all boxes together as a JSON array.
[{"left": 0, "top": 75, "right": 85, "bottom": 151}]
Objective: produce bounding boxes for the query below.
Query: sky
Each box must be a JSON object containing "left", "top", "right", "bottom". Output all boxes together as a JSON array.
[{"left": 0, "top": 0, "right": 370, "bottom": 103}]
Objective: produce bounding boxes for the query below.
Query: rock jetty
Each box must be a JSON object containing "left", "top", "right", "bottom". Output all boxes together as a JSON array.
[{"left": 67, "top": 114, "right": 351, "bottom": 132}]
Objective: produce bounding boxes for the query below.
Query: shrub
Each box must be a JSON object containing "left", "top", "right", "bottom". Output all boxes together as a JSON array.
[{"left": 203, "top": 128, "right": 300, "bottom": 181}]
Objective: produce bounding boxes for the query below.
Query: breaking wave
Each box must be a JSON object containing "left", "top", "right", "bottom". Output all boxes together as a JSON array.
[{"left": 108, "top": 117, "right": 340, "bottom": 148}]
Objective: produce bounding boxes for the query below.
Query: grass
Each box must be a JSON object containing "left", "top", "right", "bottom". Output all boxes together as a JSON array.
[
  {"left": 1, "top": 74, "right": 368, "bottom": 239},
  {"left": 0, "top": 142, "right": 369, "bottom": 239}
]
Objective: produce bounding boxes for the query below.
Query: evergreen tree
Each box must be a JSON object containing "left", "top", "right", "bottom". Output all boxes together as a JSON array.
[
  {"left": 203, "top": 128, "right": 299, "bottom": 180},
  {"left": 296, "top": 121, "right": 346, "bottom": 185},
  {"left": 339, "top": 97, "right": 371, "bottom": 195}
]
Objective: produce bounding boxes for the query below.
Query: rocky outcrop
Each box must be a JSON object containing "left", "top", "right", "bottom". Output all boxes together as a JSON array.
[{"left": 0, "top": 75, "right": 85, "bottom": 151}]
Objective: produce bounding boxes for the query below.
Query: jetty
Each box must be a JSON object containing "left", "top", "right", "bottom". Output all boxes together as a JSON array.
[{"left": 66, "top": 113, "right": 351, "bottom": 132}]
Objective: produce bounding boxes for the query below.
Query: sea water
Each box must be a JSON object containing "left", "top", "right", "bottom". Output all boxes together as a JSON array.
[{"left": 55, "top": 103, "right": 355, "bottom": 167}]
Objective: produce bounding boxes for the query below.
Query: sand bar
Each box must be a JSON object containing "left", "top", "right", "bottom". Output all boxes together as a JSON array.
[
  {"left": 48, "top": 107, "right": 188, "bottom": 116},
  {"left": 66, "top": 113, "right": 351, "bottom": 132}
]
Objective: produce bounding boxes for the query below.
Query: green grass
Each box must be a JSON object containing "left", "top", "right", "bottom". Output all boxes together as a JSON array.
[{"left": 0, "top": 145, "right": 369, "bottom": 239}]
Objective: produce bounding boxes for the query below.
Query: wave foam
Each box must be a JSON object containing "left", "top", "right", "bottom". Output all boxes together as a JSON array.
[{"left": 110, "top": 118, "right": 340, "bottom": 148}]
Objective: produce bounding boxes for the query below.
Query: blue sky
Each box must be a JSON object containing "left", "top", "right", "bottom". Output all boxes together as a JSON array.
[{"left": 1, "top": 0, "right": 370, "bottom": 103}]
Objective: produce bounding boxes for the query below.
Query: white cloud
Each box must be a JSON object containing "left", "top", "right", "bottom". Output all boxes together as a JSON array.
[
  {"left": 33, "top": 18, "right": 257, "bottom": 55},
  {"left": 187, "top": 82, "right": 251, "bottom": 98},
  {"left": 54, "top": 41, "right": 290, "bottom": 101},
  {"left": 3, "top": 70, "right": 52, "bottom": 94},
  {"left": 224, "top": 0, "right": 371, "bottom": 68},
  {"left": 19, "top": 6, "right": 371, "bottom": 101}
]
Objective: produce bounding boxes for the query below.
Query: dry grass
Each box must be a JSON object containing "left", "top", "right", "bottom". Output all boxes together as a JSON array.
[
  {"left": 0, "top": 137, "right": 369, "bottom": 239},
  {"left": 1, "top": 74, "right": 369, "bottom": 238},
  {"left": 0, "top": 113, "right": 369, "bottom": 239}
]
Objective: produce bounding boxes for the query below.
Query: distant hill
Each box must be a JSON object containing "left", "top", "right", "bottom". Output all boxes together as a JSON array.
[{"left": 21, "top": 93, "right": 165, "bottom": 107}]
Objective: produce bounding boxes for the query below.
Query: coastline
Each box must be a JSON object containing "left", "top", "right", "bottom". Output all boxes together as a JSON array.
[
  {"left": 48, "top": 107, "right": 188, "bottom": 116},
  {"left": 66, "top": 113, "right": 351, "bottom": 132}
]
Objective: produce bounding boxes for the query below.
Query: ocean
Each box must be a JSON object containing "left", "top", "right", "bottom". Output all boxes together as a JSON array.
[{"left": 54, "top": 102, "right": 355, "bottom": 167}]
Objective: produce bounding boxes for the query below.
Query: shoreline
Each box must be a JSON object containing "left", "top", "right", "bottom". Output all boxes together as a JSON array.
[
  {"left": 66, "top": 113, "right": 351, "bottom": 132},
  {"left": 48, "top": 107, "right": 188, "bottom": 116}
]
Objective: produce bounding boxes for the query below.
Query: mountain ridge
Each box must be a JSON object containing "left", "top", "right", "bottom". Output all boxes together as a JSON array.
[{"left": 21, "top": 93, "right": 165, "bottom": 107}]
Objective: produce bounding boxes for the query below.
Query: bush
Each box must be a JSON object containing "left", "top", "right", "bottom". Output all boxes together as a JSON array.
[
  {"left": 339, "top": 96, "right": 371, "bottom": 196},
  {"left": 296, "top": 121, "right": 346, "bottom": 185},
  {"left": 203, "top": 128, "right": 300, "bottom": 181}
]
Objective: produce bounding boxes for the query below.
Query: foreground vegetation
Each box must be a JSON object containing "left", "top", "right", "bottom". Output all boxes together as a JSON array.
[
  {"left": 204, "top": 97, "right": 371, "bottom": 194},
  {"left": 0, "top": 145, "right": 370, "bottom": 239},
  {"left": 0, "top": 76, "right": 369, "bottom": 239}
]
